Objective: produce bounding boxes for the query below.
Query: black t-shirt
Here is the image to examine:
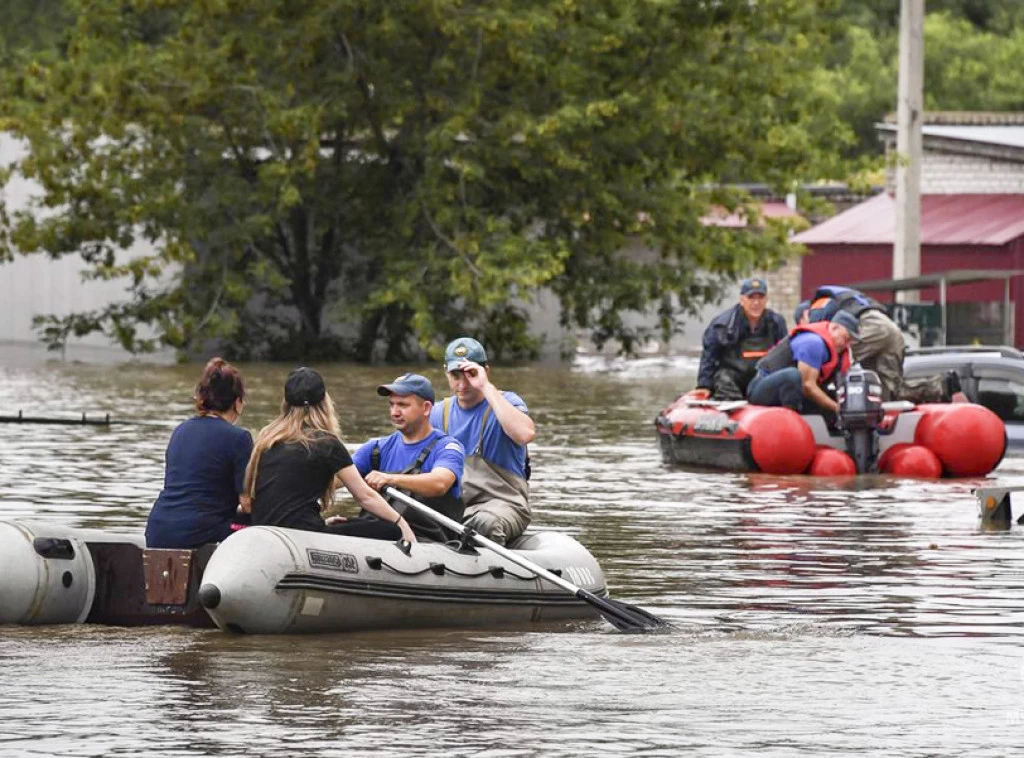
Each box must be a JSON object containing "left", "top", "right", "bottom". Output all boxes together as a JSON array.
[{"left": 251, "top": 434, "right": 353, "bottom": 532}]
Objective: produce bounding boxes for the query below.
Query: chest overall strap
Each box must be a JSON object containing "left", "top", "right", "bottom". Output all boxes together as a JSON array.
[
  {"left": 443, "top": 397, "right": 492, "bottom": 455},
  {"left": 370, "top": 437, "right": 440, "bottom": 475}
]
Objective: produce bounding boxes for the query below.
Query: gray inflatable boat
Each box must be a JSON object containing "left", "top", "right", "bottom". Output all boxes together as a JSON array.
[{"left": 198, "top": 525, "right": 606, "bottom": 634}]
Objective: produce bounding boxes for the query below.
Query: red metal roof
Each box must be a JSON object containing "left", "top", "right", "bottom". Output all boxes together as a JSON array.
[{"left": 792, "top": 193, "right": 1024, "bottom": 246}]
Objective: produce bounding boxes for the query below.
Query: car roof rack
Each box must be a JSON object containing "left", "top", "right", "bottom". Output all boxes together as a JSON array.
[{"left": 905, "top": 345, "right": 1024, "bottom": 359}]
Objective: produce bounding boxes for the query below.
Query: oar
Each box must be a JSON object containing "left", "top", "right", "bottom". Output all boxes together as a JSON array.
[
  {"left": 383, "top": 487, "right": 670, "bottom": 633},
  {"left": 0, "top": 411, "right": 170, "bottom": 428}
]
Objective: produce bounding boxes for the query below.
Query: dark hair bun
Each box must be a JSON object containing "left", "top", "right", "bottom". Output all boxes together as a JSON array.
[{"left": 195, "top": 357, "right": 246, "bottom": 413}]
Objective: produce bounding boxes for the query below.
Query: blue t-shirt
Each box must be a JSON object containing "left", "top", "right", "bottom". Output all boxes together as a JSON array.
[
  {"left": 429, "top": 392, "right": 529, "bottom": 479},
  {"left": 146, "top": 415, "right": 253, "bottom": 549},
  {"left": 790, "top": 332, "right": 829, "bottom": 372},
  {"left": 353, "top": 430, "right": 465, "bottom": 499}
]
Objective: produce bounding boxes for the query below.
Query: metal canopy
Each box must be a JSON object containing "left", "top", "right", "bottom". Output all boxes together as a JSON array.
[
  {"left": 850, "top": 269, "right": 1024, "bottom": 291},
  {"left": 849, "top": 269, "right": 1024, "bottom": 346}
]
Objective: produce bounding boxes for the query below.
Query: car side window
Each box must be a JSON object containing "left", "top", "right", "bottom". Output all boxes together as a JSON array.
[{"left": 975, "top": 376, "right": 1024, "bottom": 422}]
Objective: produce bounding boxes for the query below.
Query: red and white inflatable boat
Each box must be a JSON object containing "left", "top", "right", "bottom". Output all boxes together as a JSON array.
[{"left": 655, "top": 397, "right": 1007, "bottom": 478}]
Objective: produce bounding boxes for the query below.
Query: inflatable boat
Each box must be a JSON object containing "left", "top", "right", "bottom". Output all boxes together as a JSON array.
[
  {"left": 655, "top": 399, "right": 1006, "bottom": 477},
  {"left": 655, "top": 366, "right": 1007, "bottom": 477},
  {"left": 198, "top": 525, "right": 606, "bottom": 634},
  {"left": 0, "top": 520, "right": 609, "bottom": 634},
  {"left": 0, "top": 520, "right": 214, "bottom": 627}
]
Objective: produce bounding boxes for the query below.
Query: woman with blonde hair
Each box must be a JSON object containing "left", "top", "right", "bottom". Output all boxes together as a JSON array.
[
  {"left": 146, "top": 357, "right": 252, "bottom": 548},
  {"left": 246, "top": 367, "right": 417, "bottom": 544}
]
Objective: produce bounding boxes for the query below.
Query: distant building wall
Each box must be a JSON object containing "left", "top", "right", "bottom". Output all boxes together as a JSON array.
[
  {"left": 0, "top": 135, "right": 169, "bottom": 358},
  {"left": 802, "top": 240, "right": 1024, "bottom": 347},
  {"left": 917, "top": 150, "right": 1024, "bottom": 194}
]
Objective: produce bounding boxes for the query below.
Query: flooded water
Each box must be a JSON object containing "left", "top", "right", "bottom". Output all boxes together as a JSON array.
[{"left": 2, "top": 350, "right": 1024, "bottom": 756}]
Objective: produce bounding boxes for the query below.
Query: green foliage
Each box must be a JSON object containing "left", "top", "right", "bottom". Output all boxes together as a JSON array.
[
  {"left": 0, "top": 0, "right": 76, "bottom": 63},
  {"left": 2, "top": 0, "right": 855, "bottom": 360},
  {"left": 824, "top": 2, "right": 1024, "bottom": 156}
]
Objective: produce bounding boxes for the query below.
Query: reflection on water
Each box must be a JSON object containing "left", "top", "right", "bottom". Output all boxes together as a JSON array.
[{"left": 2, "top": 356, "right": 1024, "bottom": 756}]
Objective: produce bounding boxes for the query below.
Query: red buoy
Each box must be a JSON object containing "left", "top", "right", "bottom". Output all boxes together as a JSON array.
[
  {"left": 913, "top": 404, "right": 1006, "bottom": 477},
  {"left": 877, "top": 443, "right": 943, "bottom": 479},
  {"left": 807, "top": 445, "right": 857, "bottom": 476},
  {"left": 733, "top": 406, "right": 816, "bottom": 474}
]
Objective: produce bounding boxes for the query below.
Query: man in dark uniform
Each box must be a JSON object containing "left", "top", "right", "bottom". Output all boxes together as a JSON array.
[{"left": 690, "top": 278, "right": 788, "bottom": 401}]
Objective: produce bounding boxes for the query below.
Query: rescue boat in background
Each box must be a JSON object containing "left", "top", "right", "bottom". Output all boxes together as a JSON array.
[{"left": 655, "top": 394, "right": 1007, "bottom": 478}]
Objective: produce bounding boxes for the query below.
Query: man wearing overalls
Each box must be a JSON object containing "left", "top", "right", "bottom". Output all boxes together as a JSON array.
[
  {"left": 430, "top": 337, "right": 535, "bottom": 545},
  {"left": 352, "top": 373, "right": 466, "bottom": 542}
]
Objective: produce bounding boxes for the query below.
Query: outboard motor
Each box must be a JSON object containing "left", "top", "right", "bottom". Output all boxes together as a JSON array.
[{"left": 836, "top": 363, "right": 885, "bottom": 473}]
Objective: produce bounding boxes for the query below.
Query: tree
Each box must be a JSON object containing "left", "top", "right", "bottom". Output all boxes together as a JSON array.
[
  {"left": 0, "top": 0, "right": 75, "bottom": 63},
  {"left": 1, "top": 0, "right": 855, "bottom": 361},
  {"left": 822, "top": 2, "right": 1024, "bottom": 157}
]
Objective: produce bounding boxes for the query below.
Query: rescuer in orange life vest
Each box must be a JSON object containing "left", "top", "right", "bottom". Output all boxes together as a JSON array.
[
  {"left": 689, "top": 278, "right": 789, "bottom": 401},
  {"left": 746, "top": 310, "right": 859, "bottom": 415}
]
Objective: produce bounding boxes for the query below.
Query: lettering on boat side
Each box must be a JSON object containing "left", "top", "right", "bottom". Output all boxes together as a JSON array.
[
  {"left": 692, "top": 416, "right": 738, "bottom": 435},
  {"left": 307, "top": 549, "right": 359, "bottom": 573}
]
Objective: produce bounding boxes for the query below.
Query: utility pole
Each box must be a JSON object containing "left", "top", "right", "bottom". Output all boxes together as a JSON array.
[{"left": 893, "top": 0, "right": 924, "bottom": 304}]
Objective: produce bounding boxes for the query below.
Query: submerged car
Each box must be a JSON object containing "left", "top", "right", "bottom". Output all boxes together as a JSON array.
[{"left": 903, "top": 345, "right": 1024, "bottom": 449}]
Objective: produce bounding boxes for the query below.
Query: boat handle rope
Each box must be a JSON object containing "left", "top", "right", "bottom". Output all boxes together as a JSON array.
[{"left": 366, "top": 555, "right": 537, "bottom": 581}]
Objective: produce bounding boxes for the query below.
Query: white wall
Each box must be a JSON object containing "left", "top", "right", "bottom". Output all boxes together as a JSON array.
[{"left": 0, "top": 134, "right": 169, "bottom": 359}]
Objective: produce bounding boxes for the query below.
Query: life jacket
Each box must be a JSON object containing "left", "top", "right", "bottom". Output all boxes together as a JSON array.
[
  {"left": 369, "top": 435, "right": 464, "bottom": 542},
  {"left": 807, "top": 285, "right": 884, "bottom": 323},
  {"left": 755, "top": 321, "right": 851, "bottom": 386}
]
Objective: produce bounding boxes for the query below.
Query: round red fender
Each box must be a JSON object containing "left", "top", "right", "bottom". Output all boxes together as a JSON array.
[
  {"left": 731, "top": 406, "right": 815, "bottom": 474},
  {"left": 807, "top": 446, "right": 857, "bottom": 476},
  {"left": 877, "top": 443, "right": 943, "bottom": 479},
  {"left": 913, "top": 403, "right": 1007, "bottom": 477}
]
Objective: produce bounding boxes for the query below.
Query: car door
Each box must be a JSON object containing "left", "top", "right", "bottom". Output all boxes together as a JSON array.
[{"left": 972, "top": 364, "right": 1024, "bottom": 448}]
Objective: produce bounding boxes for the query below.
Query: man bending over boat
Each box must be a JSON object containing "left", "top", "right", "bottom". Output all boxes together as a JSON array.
[
  {"left": 430, "top": 337, "right": 535, "bottom": 546},
  {"left": 746, "top": 311, "right": 859, "bottom": 416},
  {"left": 797, "top": 286, "right": 966, "bottom": 404},
  {"left": 353, "top": 373, "right": 466, "bottom": 542},
  {"left": 688, "top": 278, "right": 788, "bottom": 402},
  {"left": 801, "top": 285, "right": 905, "bottom": 401}
]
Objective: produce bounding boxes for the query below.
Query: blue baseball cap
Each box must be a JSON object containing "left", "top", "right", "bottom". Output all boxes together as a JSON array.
[
  {"left": 740, "top": 278, "right": 768, "bottom": 296},
  {"left": 444, "top": 337, "right": 488, "bottom": 372},
  {"left": 830, "top": 310, "right": 861, "bottom": 340},
  {"left": 377, "top": 373, "right": 435, "bottom": 402}
]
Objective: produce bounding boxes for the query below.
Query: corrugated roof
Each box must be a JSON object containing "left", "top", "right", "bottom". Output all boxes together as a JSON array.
[
  {"left": 876, "top": 123, "right": 1024, "bottom": 149},
  {"left": 881, "top": 111, "right": 1024, "bottom": 126},
  {"left": 792, "top": 193, "right": 1024, "bottom": 246}
]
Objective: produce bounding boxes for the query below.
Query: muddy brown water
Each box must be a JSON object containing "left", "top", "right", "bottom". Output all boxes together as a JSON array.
[{"left": 2, "top": 353, "right": 1023, "bottom": 757}]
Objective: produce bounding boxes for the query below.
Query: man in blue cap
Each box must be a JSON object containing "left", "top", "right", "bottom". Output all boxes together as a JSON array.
[
  {"left": 747, "top": 310, "right": 859, "bottom": 414},
  {"left": 430, "top": 337, "right": 535, "bottom": 545},
  {"left": 690, "top": 277, "right": 788, "bottom": 401},
  {"left": 352, "top": 373, "right": 466, "bottom": 542}
]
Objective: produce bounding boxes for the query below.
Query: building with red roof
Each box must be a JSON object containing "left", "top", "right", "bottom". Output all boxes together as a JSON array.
[{"left": 793, "top": 114, "right": 1024, "bottom": 346}]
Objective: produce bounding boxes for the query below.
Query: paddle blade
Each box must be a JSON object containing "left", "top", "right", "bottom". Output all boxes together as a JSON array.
[{"left": 579, "top": 590, "right": 671, "bottom": 633}]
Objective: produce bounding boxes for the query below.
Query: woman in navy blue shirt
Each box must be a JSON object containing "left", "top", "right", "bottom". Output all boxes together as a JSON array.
[{"left": 146, "top": 358, "right": 253, "bottom": 548}]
